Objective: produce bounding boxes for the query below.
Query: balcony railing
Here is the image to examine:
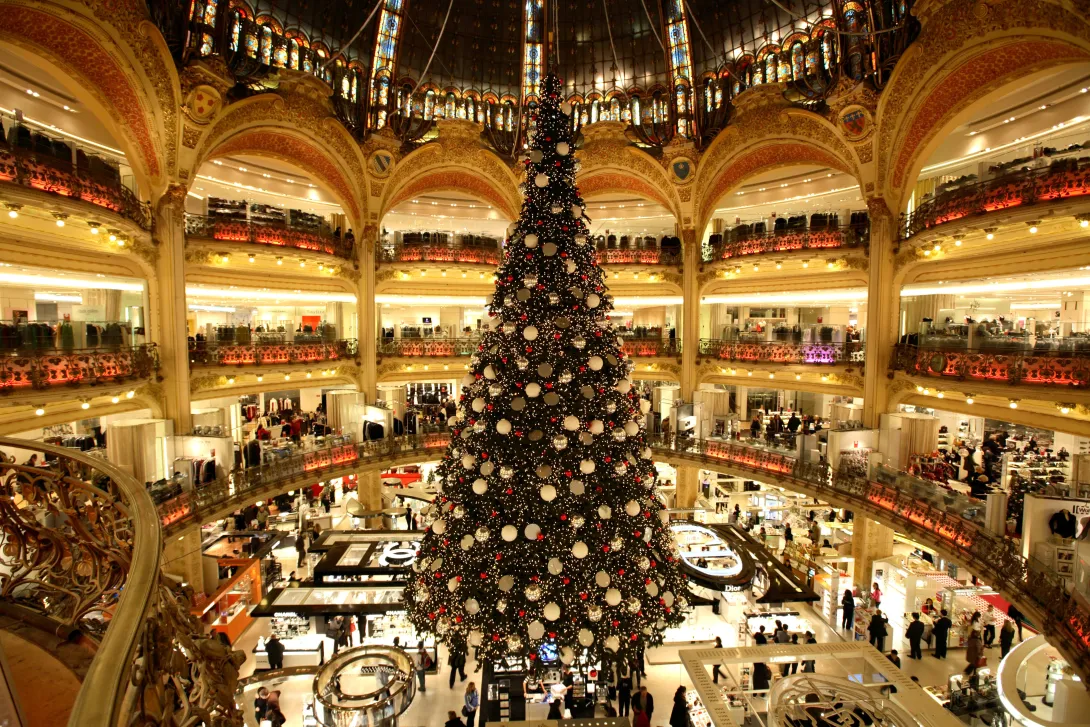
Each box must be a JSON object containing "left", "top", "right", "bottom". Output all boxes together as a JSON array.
[
  {"left": 0, "top": 145, "right": 151, "bottom": 230},
  {"left": 699, "top": 338, "right": 863, "bottom": 365},
  {"left": 703, "top": 224, "right": 868, "bottom": 262},
  {"left": 189, "top": 339, "right": 357, "bottom": 366},
  {"left": 901, "top": 158, "right": 1090, "bottom": 239},
  {"left": 377, "top": 239, "right": 503, "bottom": 266},
  {"left": 377, "top": 337, "right": 481, "bottom": 358},
  {"left": 0, "top": 437, "right": 240, "bottom": 727},
  {"left": 891, "top": 343, "right": 1090, "bottom": 388},
  {"left": 0, "top": 343, "right": 158, "bottom": 392},
  {"left": 620, "top": 338, "right": 681, "bottom": 357},
  {"left": 185, "top": 213, "right": 355, "bottom": 259},
  {"left": 595, "top": 246, "right": 682, "bottom": 266}
]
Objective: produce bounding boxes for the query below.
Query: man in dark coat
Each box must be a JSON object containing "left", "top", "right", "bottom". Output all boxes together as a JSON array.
[
  {"left": 906, "top": 612, "right": 926, "bottom": 659},
  {"left": 265, "top": 634, "right": 285, "bottom": 670},
  {"left": 932, "top": 609, "right": 953, "bottom": 659},
  {"left": 632, "top": 686, "right": 654, "bottom": 721}
]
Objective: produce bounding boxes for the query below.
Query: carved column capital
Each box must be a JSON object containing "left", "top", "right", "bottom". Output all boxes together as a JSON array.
[{"left": 156, "top": 183, "right": 188, "bottom": 219}]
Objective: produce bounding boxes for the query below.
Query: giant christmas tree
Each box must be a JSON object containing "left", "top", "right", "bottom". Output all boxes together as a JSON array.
[{"left": 405, "top": 73, "right": 688, "bottom": 669}]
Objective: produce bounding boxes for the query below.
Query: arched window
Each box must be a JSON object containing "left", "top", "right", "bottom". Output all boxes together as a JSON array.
[
  {"left": 445, "top": 93, "right": 456, "bottom": 120},
  {"left": 610, "top": 96, "right": 621, "bottom": 121},
  {"left": 764, "top": 54, "right": 777, "bottom": 84},
  {"left": 792, "top": 43, "right": 806, "bottom": 80},
  {"left": 273, "top": 39, "right": 288, "bottom": 67},
  {"left": 424, "top": 90, "right": 435, "bottom": 119},
  {"left": 288, "top": 38, "right": 299, "bottom": 69},
  {"left": 258, "top": 25, "right": 272, "bottom": 65},
  {"left": 629, "top": 96, "right": 640, "bottom": 123},
  {"left": 590, "top": 99, "right": 599, "bottom": 124}
]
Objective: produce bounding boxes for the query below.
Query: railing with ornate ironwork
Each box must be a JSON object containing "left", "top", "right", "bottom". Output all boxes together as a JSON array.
[
  {"left": 157, "top": 433, "right": 452, "bottom": 531},
  {"left": 377, "top": 241, "right": 503, "bottom": 266},
  {"left": 0, "top": 437, "right": 241, "bottom": 726},
  {"left": 0, "top": 145, "right": 151, "bottom": 230},
  {"left": 621, "top": 338, "right": 682, "bottom": 357},
  {"left": 595, "top": 246, "right": 682, "bottom": 266},
  {"left": 698, "top": 338, "right": 864, "bottom": 365},
  {"left": 891, "top": 343, "right": 1090, "bottom": 388},
  {"left": 184, "top": 213, "right": 356, "bottom": 259},
  {"left": 702, "top": 225, "right": 869, "bottom": 262},
  {"left": 377, "top": 338, "right": 481, "bottom": 358},
  {"left": 188, "top": 339, "right": 357, "bottom": 366},
  {"left": 0, "top": 343, "right": 158, "bottom": 392},
  {"left": 648, "top": 433, "right": 1090, "bottom": 679},
  {"left": 901, "top": 159, "right": 1090, "bottom": 239}
]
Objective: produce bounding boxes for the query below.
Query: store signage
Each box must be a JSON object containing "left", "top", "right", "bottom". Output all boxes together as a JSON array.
[
  {"left": 377, "top": 542, "right": 419, "bottom": 568},
  {"left": 1073, "top": 504, "right": 1090, "bottom": 517}
]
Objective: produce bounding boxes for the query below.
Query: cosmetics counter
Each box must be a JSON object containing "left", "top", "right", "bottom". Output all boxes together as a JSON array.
[
  {"left": 483, "top": 655, "right": 602, "bottom": 722},
  {"left": 685, "top": 684, "right": 748, "bottom": 727}
]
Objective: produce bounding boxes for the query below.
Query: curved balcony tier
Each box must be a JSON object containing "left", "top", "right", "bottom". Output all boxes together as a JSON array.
[
  {"left": 0, "top": 146, "right": 150, "bottom": 230},
  {"left": 189, "top": 339, "right": 358, "bottom": 366},
  {"left": 0, "top": 343, "right": 158, "bottom": 395},
  {"left": 376, "top": 337, "right": 680, "bottom": 359},
  {"left": 891, "top": 343, "right": 1090, "bottom": 388},
  {"left": 378, "top": 233, "right": 504, "bottom": 266},
  {"left": 699, "top": 338, "right": 864, "bottom": 366},
  {"left": 185, "top": 213, "right": 356, "bottom": 260},
  {"left": 901, "top": 159, "right": 1090, "bottom": 240},
  {"left": 596, "top": 245, "right": 681, "bottom": 267},
  {"left": 703, "top": 223, "right": 869, "bottom": 263},
  {"left": 0, "top": 437, "right": 240, "bottom": 727}
]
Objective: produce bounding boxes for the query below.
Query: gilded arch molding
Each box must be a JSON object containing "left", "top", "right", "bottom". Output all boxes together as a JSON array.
[
  {"left": 0, "top": 0, "right": 181, "bottom": 190},
  {"left": 378, "top": 120, "right": 521, "bottom": 223},
  {"left": 576, "top": 172, "right": 676, "bottom": 218},
  {"left": 191, "top": 90, "right": 368, "bottom": 226},
  {"left": 875, "top": 0, "right": 1090, "bottom": 209},
  {"left": 574, "top": 122, "right": 683, "bottom": 222}
]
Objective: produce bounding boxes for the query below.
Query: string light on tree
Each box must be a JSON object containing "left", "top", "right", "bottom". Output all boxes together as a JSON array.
[{"left": 404, "top": 73, "right": 687, "bottom": 671}]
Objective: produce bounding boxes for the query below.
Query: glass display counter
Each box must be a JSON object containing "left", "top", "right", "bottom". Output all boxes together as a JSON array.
[
  {"left": 686, "top": 685, "right": 746, "bottom": 727},
  {"left": 193, "top": 559, "right": 262, "bottom": 644},
  {"left": 253, "top": 633, "right": 325, "bottom": 669},
  {"left": 744, "top": 610, "right": 814, "bottom": 641}
]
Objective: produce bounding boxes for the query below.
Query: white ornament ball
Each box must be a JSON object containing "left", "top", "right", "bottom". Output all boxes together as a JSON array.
[
  {"left": 625, "top": 421, "right": 639, "bottom": 436},
  {"left": 472, "top": 478, "right": 488, "bottom": 495},
  {"left": 578, "top": 628, "right": 595, "bottom": 646},
  {"left": 605, "top": 635, "right": 620, "bottom": 652},
  {"left": 497, "top": 419, "right": 512, "bottom": 435},
  {"left": 432, "top": 519, "right": 447, "bottom": 535},
  {"left": 574, "top": 234, "right": 588, "bottom": 246},
  {"left": 646, "top": 581, "right": 659, "bottom": 597},
  {"left": 588, "top": 356, "right": 603, "bottom": 371},
  {"left": 499, "top": 576, "right": 515, "bottom": 592},
  {"left": 465, "top": 598, "right": 480, "bottom": 615},
  {"left": 557, "top": 142, "right": 570, "bottom": 156},
  {"left": 461, "top": 454, "right": 476, "bottom": 469},
  {"left": 472, "top": 398, "right": 486, "bottom": 413},
  {"left": 548, "top": 558, "right": 563, "bottom": 575},
  {"left": 448, "top": 577, "right": 460, "bottom": 592},
  {"left": 535, "top": 173, "right": 549, "bottom": 187},
  {"left": 481, "top": 461, "right": 495, "bottom": 476},
  {"left": 523, "top": 326, "right": 538, "bottom": 341},
  {"left": 563, "top": 415, "right": 580, "bottom": 431},
  {"left": 528, "top": 620, "right": 545, "bottom": 640},
  {"left": 598, "top": 504, "right": 612, "bottom": 519},
  {"left": 529, "top": 149, "right": 543, "bottom": 163},
  {"left": 566, "top": 260, "right": 577, "bottom": 274},
  {"left": 524, "top": 233, "right": 539, "bottom": 248},
  {"left": 641, "top": 447, "right": 653, "bottom": 460},
  {"left": 484, "top": 365, "right": 497, "bottom": 380},
  {"left": 580, "top": 459, "right": 596, "bottom": 474},
  {"left": 462, "top": 374, "right": 475, "bottom": 387},
  {"left": 524, "top": 523, "right": 541, "bottom": 540},
  {"left": 587, "top": 294, "right": 600, "bottom": 309},
  {"left": 470, "top": 631, "right": 484, "bottom": 647},
  {"left": 640, "top": 399, "right": 652, "bottom": 414},
  {"left": 544, "top": 602, "right": 561, "bottom": 621},
  {"left": 540, "top": 484, "right": 557, "bottom": 502},
  {"left": 543, "top": 242, "right": 558, "bottom": 257},
  {"left": 605, "top": 588, "right": 622, "bottom": 606},
  {"left": 526, "top": 382, "right": 542, "bottom": 397},
  {"left": 501, "top": 525, "right": 518, "bottom": 542},
  {"left": 663, "top": 591, "right": 675, "bottom": 607},
  {"left": 596, "top": 571, "right": 611, "bottom": 587},
  {"left": 589, "top": 420, "right": 604, "bottom": 434},
  {"left": 461, "top": 535, "right": 475, "bottom": 550},
  {"left": 616, "top": 379, "right": 632, "bottom": 394},
  {"left": 572, "top": 541, "right": 589, "bottom": 559},
  {"left": 570, "top": 480, "right": 585, "bottom": 496},
  {"left": 571, "top": 204, "right": 583, "bottom": 217},
  {"left": 625, "top": 500, "right": 640, "bottom": 517},
  {"left": 560, "top": 646, "right": 575, "bottom": 664}
]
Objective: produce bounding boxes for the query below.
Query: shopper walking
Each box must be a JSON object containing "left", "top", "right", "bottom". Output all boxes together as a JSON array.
[
  {"left": 1007, "top": 603, "right": 1025, "bottom": 641},
  {"left": 841, "top": 589, "right": 855, "bottom": 631},
  {"left": 463, "top": 683, "right": 480, "bottom": 727},
  {"left": 932, "top": 609, "right": 952, "bottom": 659},
  {"left": 670, "top": 686, "right": 689, "bottom": 727},
  {"left": 445, "top": 710, "right": 466, "bottom": 727},
  {"left": 871, "top": 582, "right": 882, "bottom": 608},
  {"left": 982, "top": 605, "right": 996, "bottom": 648},
  {"left": 632, "top": 685, "right": 654, "bottom": 721},
  {"left": 265, "top": 634, "right": 284, "bottom": 670},
  {"left": 906, "top": 613, "right": 925, "bottom": 659},
  {"left": 801, "top": 632, "right": 817, "bottom": 672},
  {"left": 868, "top": 610, "right": 888, "bottom": 653},
  {"left": 782, "top": 524, "right": 794, "bottom": 555},
  {"left": 448, "top": 641, "right": 467, "bottom": 687},
  {"left": 632, "top": 705, "right": 651, "bottom": 727},
  {"left": 254, "top": 687, "right": 269, "bottom": 722},
  {"left": 414, "top": 641, "right": 429, "bottom": 692},
  {"left": 965, "top": 630, "right": 985, "bottom": 676},
  {"left": 1000, "top": 619, "right": 1016, "bottom": 658},
  {"left": 617, "top": 665, "right": 633, "bottom": 716},
  {"left": 712, "top": 636, "right": 724, "bottom": 683}
]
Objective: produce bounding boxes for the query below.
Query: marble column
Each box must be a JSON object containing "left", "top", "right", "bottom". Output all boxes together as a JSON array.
[
  {"left": 154, "top": 184, "right": 192, "bottom": 432},
  {"left": 850, "top": 517, "right": 894, "bottom": 593},
  {"left": 680, "top": 228, "right": 699, "bottom": 399},
  {"left": 359, "top": 224, "right": 378, "bottom": 400},
  {"left": 862, "top": 199, "right": 899, "bottom": 428}
]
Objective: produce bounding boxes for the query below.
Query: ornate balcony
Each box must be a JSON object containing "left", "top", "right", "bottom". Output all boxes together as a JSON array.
[
  {"left": 699, "top": 338, "right": 863, "bottom": 365},
  {"left": 0, "top": 343, "right": 158, "bottom": 393},
  {"left": 0, "top": 144, "right": 151, "bottom": 230},
  {"left": 594, "top": 239, "right": 682, "bottom": 266},
  {"left": 189, "top": 338, "right": 357, "bottom": 367},
  {"left": 185, "top": 213, "right": 356, "bottom": 260},
  {"left": 620, "top": 338, "right": 681, "bottom": 357},
  {"left": 703, "top": 223, "right": 868, "bottom": 262},
  {"left": 901, "top": 159, "right": 1090, "bottom": 239},
  {"left": 377, "top": 337, "right": 480, "bottom": 358},
  {"left": 891, "top": 343, "right": 1090, "bottom": 388},
  {"left": 378, "top": 233, "right": 503, "bottom": 266},
  {"left": 0, "top": 437, "right": 240, "bottom": 726}
]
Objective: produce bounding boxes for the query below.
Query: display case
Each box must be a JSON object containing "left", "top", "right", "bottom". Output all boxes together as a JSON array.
[
  {"left": 686, "top": 685, "right": 746, "bottom": 727},
  {"left": 193, "top": 559, "right": 262, "bottom": 644},
  {"left": 744, "top": 610, "right": 813, "bottom": 642},
  {"left": 253, "top": 633, "right": 325, "bottom": 669},
  {"left": 362, "top": 611, "right": 437, "bottom": 671}
]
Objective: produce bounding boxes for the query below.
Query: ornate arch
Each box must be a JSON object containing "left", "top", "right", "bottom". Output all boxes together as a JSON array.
[
  {"left": 0, "top": 0, "right": 181, "bottom": 190},
  {"left": 378, "top": 119, "right": 521, "bottom": 222},
  {"left": 875, "top": 0, "right": 1090, "bottom": 210},
  {"left": 692, "top": 88, "right": 861, "bottom": 236},
  {"left": 191, "top": 88, "right": 368, "bottom": 227},
  {"left": 575, "top": 122, "right": 683, "bottom": 221}
]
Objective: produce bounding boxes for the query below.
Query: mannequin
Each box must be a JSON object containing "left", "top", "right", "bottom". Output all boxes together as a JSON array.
[{"left": 1049, "top": 508, "right": 1077, "bottom": 539}]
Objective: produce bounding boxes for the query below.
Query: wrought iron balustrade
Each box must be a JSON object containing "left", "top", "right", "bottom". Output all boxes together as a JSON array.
[
  {"left": 620, "top": 338, "right": 681, "bottom": 357},
  {"left": 891, "top": 343, "right": 1090, "bottom": 388},
  {"left": 0, "top": 438, "right": 242, "bottom": 727},
  {"left": 184, "top": 213, "right": 356, "bottom": 259},
  {"left": 595, "top": 246, "right": 682, "bottom": 266},
  {"left": 702, "top": 225, "right": 868, "bottom": 262},
  {"left": 901, "top": 159, "right": 1090, "bottom": 239},
  {"left": 0, "top": 343, "right": 158, "bottom": 392},
  {"left": 377, "top": 337, "right": 481, "bottom": 358},
  {"left": 377, "top": 240, "right": 503, "bottom": 266},
  {"left": 188, "top": 339, "right": 357, "bottom": 367},
  {"left": 699, "top": 338, "right": 862, "bottom": 365},
  {"left": 0, "top": 146, "right": 151, "bottom": 230}
]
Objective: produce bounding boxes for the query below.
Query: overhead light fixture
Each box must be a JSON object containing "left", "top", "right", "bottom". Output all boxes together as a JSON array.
[
  {"left": 80, "top": 400, "right": 90, "bottom": 410},
  {"left": 965, "top": 396, "right": 974, "bottom": 405},
  {"left": 248, "top": 254, "right": 256, "bottom": 263},
  {"left": 226, "top": 377, "right": 235, "bottom": 385},
  {"left": 111, "top": 396, "right": 120, "bottom": 404},
  {"left": 88, "top": 222, "right": 100, "bottom": 235},
  {"left": 5, "top": 204, "right": 21, "bottom": 219},
  {"left": 126, "top": 390, "right": 134, "bottom": 399},
  {"left": 1060, "top": 405, "right": 1071, "bottom": 414},
  {"left": 188, "top": 304, "right": 237, "bottom": 313},
  {"left": 284, "top": 374, "right": 291, "bottom": 381},
  {"left": 256, "top": 375, "right": 264, "bottom": 382},
  {"left": 53, "top": 214, "right": 67, "bottom": 227},
  {"left": 34, "top": 407, "right": 44, "bottom": 416},
  {"left": 34, "top": 292, "right": 82, "bottom": 303},
  {"left": 1009, "top": 400, "right": 1019, "bottom": 409},
  {"left": 936, "top": 391, "right": 944, "bottom": 399}
]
